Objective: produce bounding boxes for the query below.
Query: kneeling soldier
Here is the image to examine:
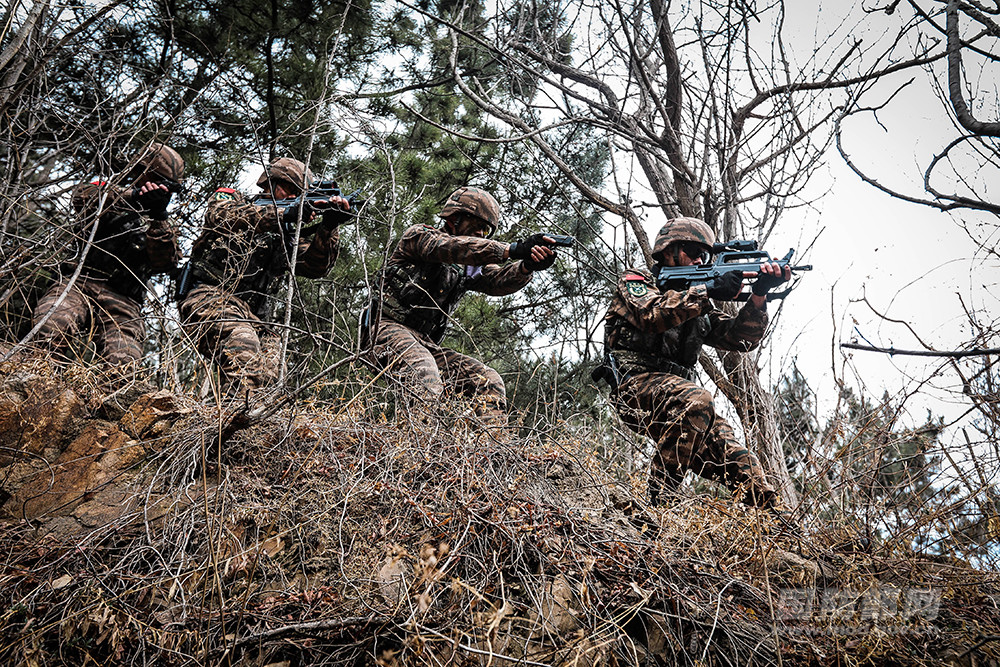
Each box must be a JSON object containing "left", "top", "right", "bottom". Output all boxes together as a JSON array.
[
  {"left": 369, "top": 186, "right": 558, "bottom": 422},
  {"left": 33, "top": 142, "right": 183, "bottom": 368},
  {"left": 603, "top": 217, "right": 790, "bottom": 507},
  {"left": 179, "top": 157, "right": 349, "bottom": 394}
]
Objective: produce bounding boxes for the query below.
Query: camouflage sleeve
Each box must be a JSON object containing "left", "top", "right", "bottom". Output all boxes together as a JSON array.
[
  {"left": 145, "top": 218, "right": 180, "bottom": 274},
  {"left": 397, "top": 225, "right": 508, "bottom": 266},
  {"left": 203, "top": 189, "right": 278, "bottom": 235},
  {"left": 703, "top": 300, "right": 769, "bottom": 352},
  {"left": 610, "top": 268, "right": 710, "bottom": 333},
  {"left": 294, "top": 226, "right": 340, "bottom": 279},
  {"left": 72, "top": 182, "right": 132, "bottom": 216},
  {"left": 466, "top": 261, "right": 532, "bottom": 296}
]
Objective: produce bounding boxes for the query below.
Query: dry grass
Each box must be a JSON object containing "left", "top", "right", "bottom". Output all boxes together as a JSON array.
[{"left": 0, "top": 365, "right": 998, "bottom": 666}]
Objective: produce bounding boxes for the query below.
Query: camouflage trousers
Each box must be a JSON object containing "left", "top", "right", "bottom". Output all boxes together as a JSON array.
[
  {"left": 614, "top": 371, "right": 775, "bottom": 506},
  {"left": 179, "top": 285, "right": 280, "bottom": 393},
  {"left": 33, "top": 276, "right": 145, "bottom": 366},
  {"left": 372, "top": 319, "right": 506, "bottom": 420}
]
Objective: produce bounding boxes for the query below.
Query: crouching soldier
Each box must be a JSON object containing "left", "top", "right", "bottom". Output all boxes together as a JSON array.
[
  {"left": 367, "top": 186, "right": 559, "bottom": 422},
  {"left": 602, "top": 217, "right": 790, "bottom": 508},
  {"left": 33, "top": 142, "right": 183, "bottom": 369},
  {"left": 178, "top": 157, "right": 349, "bottom": 395}
]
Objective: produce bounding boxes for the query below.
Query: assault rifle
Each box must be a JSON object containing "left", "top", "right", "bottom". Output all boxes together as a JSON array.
[
  {"left": 125, "top": 179, "right": 184, "bottom": 198},
  {"left": 252, "top": 180, "right": 365, "bottom": 235},
  {"left": 123, "top": 164, "right": 185, "bottom": 195},
  {"left": 656, "top": 240, "right": 812, "bottom": 301}
]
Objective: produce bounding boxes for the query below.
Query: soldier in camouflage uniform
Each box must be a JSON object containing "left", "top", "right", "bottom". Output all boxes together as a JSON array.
[
  {"left": 33, "top": 143, "right": 184, "bottom": 367},
  {"left": 603, "top": 217, "right": 791, "bottom": 507},
  {"left": 179, "top": 157, "right": 349, "bottom": 393},
  {"left": 369, "top": 186, "right": 558, "bottom": 420}
]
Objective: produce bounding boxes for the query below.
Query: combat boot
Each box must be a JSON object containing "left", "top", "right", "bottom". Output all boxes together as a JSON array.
[{"left": 647, "top": 463, "right": 684, "bottom": 506}]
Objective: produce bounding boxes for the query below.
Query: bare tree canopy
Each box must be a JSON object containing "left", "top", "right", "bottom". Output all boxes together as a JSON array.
[{"left": 835, "top": 0, "right": 1000, "bottom": 217}]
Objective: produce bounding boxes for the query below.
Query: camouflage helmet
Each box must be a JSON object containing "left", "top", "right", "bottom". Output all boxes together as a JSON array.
[
  {"left": 652, "top": 217, "right": 716, "bottom": 259},
  {"left": 438, "top": 186, "right": 501, "bottom": 236},
  {"left": 256, "top": 157, "right": 314, "bottom": 194},
  {"left": 135, "top": 143, "right": 184, "bottom": 182}
]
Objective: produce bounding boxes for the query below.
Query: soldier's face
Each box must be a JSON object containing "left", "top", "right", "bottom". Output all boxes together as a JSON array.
[
  {"left": 671, "top": 242, "right": 711, "bottom": 267},
  {"left": 449, "top": 215, "right": 490, "bottom": 238}
]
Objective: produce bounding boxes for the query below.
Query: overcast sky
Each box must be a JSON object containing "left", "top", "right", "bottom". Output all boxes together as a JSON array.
[{"left": 745, "top": 1, "right": 998, "bottom": 428}]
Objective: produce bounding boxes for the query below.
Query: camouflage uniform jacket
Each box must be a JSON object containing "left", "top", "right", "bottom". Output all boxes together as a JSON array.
[
  {"left": 375, "top": 224, "right": 531, "bottom": 343},
  {"left": 67, "top": 181, "right": 179, "bottom": 300},
  {"left": 189, "top": 188, "right": 339, "bottom": 318},
  {"left": 604, "top": 267, "right": 768, "bottom": 380}
]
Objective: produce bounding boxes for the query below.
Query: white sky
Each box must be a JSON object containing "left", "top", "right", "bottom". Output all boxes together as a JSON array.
[{"left": 745, "top": 1, "right": 998, "bottom": 428}]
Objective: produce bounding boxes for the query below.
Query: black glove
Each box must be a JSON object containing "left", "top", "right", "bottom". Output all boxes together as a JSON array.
[
  {"left": 282, "top": 202, "right": 309, "bottom": 226},
  {"left": 134, "top": 187, "right": 171, "bottom": 219},
  {"left": 523, "top": 251, "right": 556, "bottom": 272},
  {"left": 752, "top": 270, "right": 787, "bottom": 296},
  {"left": 701, "top": 271, "right": 744, "bottom": 300},
  {"left": 320, "top": 205, "right": 351, "bottom": 229},
  {"left": 508, "top": 234, "right": 548, "bottom": 260}
]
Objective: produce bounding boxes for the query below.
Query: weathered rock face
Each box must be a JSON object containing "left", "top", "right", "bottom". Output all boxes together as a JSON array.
[
  {"left": 0, "top": 367, "right": 191, "bottom": 534},
  {"left": 0, "top": 369, "right": 87, "bottom": 461}
]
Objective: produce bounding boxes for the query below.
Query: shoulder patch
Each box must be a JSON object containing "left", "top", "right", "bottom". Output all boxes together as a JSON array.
[
  {"left": 213, "top": 187, "right": 236, "bottom": 201},
  {"left": 625, "top": 275, "right": 649, "bottom": 297},
  {"left": 624, "top": 271, "right": 646, "bottom": 282}
]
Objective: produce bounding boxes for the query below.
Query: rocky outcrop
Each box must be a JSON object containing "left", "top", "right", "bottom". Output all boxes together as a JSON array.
[{"left": 0, "top": 366, "right": 192, "bottom": 533}]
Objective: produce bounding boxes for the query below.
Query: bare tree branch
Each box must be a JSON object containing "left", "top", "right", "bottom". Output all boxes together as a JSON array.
[{"left": 947, "top": 0, "right": 1000, "bottom": 136}]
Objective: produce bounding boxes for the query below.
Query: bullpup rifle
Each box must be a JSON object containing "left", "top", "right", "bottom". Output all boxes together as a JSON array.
[
  {"left": 656, "top": 240, "right": 812, "bottom": 301},
  {"left": 540, "top": 234, "right": 575, "bottom": 247}
]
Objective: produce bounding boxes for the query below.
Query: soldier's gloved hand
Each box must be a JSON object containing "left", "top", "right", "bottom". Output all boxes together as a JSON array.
[
  {"left": 523, "top": 245, "right": 556, "bottom": 271},
  {"left": 319, "top": 197, "right": 352, "bottom": 228},
  {"left": 282, "top": 202, "right": 314, "bottom": 226},
  {"left": 752, "top": 263, "right": 790, "bottom": 296},
  {"left": 702, "top": 271, "right": 744, "bottom": 300},
  {"left": 508, "top": 234, "right": 549, "bottom": 260},
  {"left": 752, "top": 273, "right": 786, "bottom": 296},
  {"left": 135, "top": 183, "right": 171, "bottom": 219}
]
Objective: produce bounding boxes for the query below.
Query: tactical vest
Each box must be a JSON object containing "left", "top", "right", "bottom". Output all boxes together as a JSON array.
[
  {"left": 71, "top": 209, "right": 150, "bottom": 301},
  {"left": 190, "top": 224, "right": 291, "bottom": 319},
  {"left": 376, "top": 257, "right": 469, "bottom": 343},
  {"left": 605, "top": 307, "right": 708, "bottom": 382}
]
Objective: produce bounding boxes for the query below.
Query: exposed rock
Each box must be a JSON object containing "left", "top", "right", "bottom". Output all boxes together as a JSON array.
[
  {"left": 120, "top": 389, "right": 193, "bottom": 439},
  {"left": 0, "top": 372, "right": 192, "bottom": 536},
  {"left": 0, "top": 369, "right": 87, "bottom": 461}
]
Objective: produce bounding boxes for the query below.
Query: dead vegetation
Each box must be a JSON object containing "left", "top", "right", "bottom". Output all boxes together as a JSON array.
[{"left": 0, "top": 361, "right": 997, "bottom": 666}]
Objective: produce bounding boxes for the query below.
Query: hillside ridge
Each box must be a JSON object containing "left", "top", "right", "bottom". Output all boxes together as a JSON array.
[{"left": 0, "top": 362, "right": 997, "bottom": 666}]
